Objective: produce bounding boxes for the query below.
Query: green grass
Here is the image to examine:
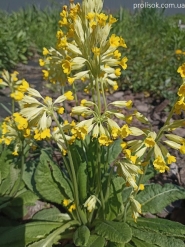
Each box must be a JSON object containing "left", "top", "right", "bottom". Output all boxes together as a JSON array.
[{"left": 111, "top": 7, "right": 185, "bottom": 102}]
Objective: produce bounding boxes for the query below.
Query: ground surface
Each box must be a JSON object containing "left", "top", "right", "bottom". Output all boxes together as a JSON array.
[{"left": 1, "top": 56, "right": 185, "bottom": 223}]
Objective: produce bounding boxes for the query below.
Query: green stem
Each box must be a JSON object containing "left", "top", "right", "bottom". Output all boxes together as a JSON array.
[
  {"left": 101, "top": 81, "right": 107, "bottom": 111},
  {"left": 89, "top": 74, "right": 96, "bottom": 104},
  {"left": 123, "top": 201, "right": 130, "bottom": 223},
  {"left": 12, "top": 98, "right": 15, "bottom": 114},
  {"left": 72, "top": 82, "right": 78, "bottom": 106},
  {"left": 52, "top": 113, "right": 87, "bottom": 225},
  {"left": 95, "top": 78, "right": 101, "bottom": 113},
  {"left": 95, "top": 143, "right": 105, "bottom": 218},
  {"left": 10, "top": 140, "right": 25, "bottom": 197},
  {"left": 61, "top": 86, "right": 69, "bottom": 121},
  {"left": 104, "top": 166, "right": 113, "bottom": 203}
]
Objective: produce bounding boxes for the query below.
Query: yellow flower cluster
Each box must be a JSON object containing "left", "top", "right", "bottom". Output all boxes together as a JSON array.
[
  {"left": 174, "top": 82, "right": 185, "bottom": 114},
  {"left": 0, "top": 113, "right": 30, "bottom": 155},
  {"left": 18, "top": 88, "right": 74, "bottom": 141},
  {"left": 39, "top": 0, "right": 127, "bottom": 92},
  {"left": 0, "top": 70, "right": 29, "bottom": 101},
  {"left": 63, "top": 199, "right": 76, "bottom": 213}
]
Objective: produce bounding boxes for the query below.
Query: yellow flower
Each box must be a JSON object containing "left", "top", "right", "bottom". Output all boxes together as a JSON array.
[
  {"left": 175, "top": 49, "right": 182, "bottom": 55},
  {"left": 84, "top": 195, "right": 99, "bottom": 213},
  {"left": 121, "top": 142, "right": 127, "bottom": 149},
  {"left": 62, "top": 60, "right": 72, "bottom": 74},
  {"left": 98, "top": 135, "right": 113, "bottom": 146},
  {"left": 97, "top": 13, "right": 108, "bottom": 26},
  {"left": 40, "top": 128, "right": 51, "bottom": 139},
  {"left": 109, "top": 15, "right": 117, "bottom": 24},
  {"left": 10, "top": 91, "right": 24, "bottom": 101},
  {"left": 68, "top": 77, "right": 75, "bottom": 85},
  {"left": 43, "top": 47, "right": 49, "bottom": 56},
  {"left": 42, "top": 70, "right": 49, "bottom": 79},
  {"left": 114, "top": 68, "right": 121, "bottom": 76},
  {"left": 57, "top": 107, "right": 64, "bottom": 114},
  {"left": 92, "top": 47, "right": 100, "bottom": 56},
  {"left": 59, "top": 17, "right": 68, "bottom": 26},
  {"left": 139, "top": 184, "right": 145, "bottom": 190},
  {"left": 119, "top": 37, "right": 127, "bottom": 48},
  {"left": 119, "top": 57, "right": 128, "bottom": 70},
  {"left": 39, "top": 59, "right": 45, "bottom": 66},
  {"left": 113, "top": 83, "right": 118, "bottom": 91},
  {"left": 17, "top": 79, "right": 29, "bottom": 92},
  {"left": 177, "top": 63, "right": 185, "bottom": 78},
  {"left": 109, "top": 34, "right": 120, "bottom": 47},
  {"left": 178, "top": 83, "right": 185, "bottom": 97},
  {"left": 63, "top": 199, "right": 71, "bottom": 207},
  {"left": 64, "top": 91, "right": 74, "bottom": 100},
  {"left": 130, "top": 196, "right": 141, "bottom": 222},
  {"left": 12, "top": 151, "right": 18, "bottom": 156},
  {"left": 57, "top": 36, "right": 68, "bottom": 49},
  {"left": 120, "top": 124, "right": 132, "bottom": 138},
  {"left": 113, "top": 50, "right": 121, "bottom": 59},
  {"left": 86, "top": 12, "right": 95, "bottom": 21},
  {"left": 13, "top": 113, "right": 28, "bottom": 130},
  {"left": 111, "top": 127, "right": 120, "bottom": 139},
  {"left": 11, "top": 71, "right": 19, "bottom": 82},
  {"left": 68, "top": 203, "right": 76, "bottom": 212},
  {"left": 167, "top": 155, "right": 176, "bottom": 164},
  {"left": 180, "top": 143, "right": 185, "bottom": 154},
  {"left": 71, "top": 126, "right": 88, "bottom": 140},
  {"left": 144, "top": 137, "right": 155, "bottom": 147},
  {"left": 34, "top": 128, "right": 51, "bottom": 140},
  {"left": 56, "top": 30, "right": 64, "bottom": 39},
  {"left": 153, "top": 156, "right": 169, "bottom": 173}
]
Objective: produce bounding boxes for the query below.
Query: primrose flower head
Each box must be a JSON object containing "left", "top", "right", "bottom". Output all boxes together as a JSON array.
[
  {"left": 83, "top": 195, "right": 100, "bottom": 212},
  {"left": 130, "top": 196, "right": 142, "bottom": 222},
  {"left": 19, "top": 88, "right": 71, "bottom": 132}
]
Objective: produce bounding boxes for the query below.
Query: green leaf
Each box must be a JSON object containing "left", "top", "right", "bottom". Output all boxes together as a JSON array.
[
  {"left": 104, "top": 177, "right": 125, "bottom": 221},
  {"left": 0, "top": 148, "right": 11, "bottom": 181},
  {"left": 34, "top": 151, "right": 73, "bottom": 204},
  {"left": 132, "top": 237, "right": 158, "bottom": 247},
  {"left": 11, "top": 190, "right": 38, "bottom": 206},
  {"left": 136, "top": 183, "right": 185, "bottom": 214},
  {"left": 95, "top": 221, "right": 132, "bottom": 244},
  {"left": 122, "top": 187, "right": 132, "bottom": 204},
  {"left": 27, "top": 221, "right": 77, "bottom": 247},
  {"left": 33, "top": 207, "right": 71, "bottom": 222},
  {"left": 102, "top": 139, "right": 122, "bottom": 164},
  {"left": 23, "top": 158, "right": 37, "bottom": 193},
  {"left": 85, "top": 235, "right": 105, "bottom": 247},
  {"left": 107, "top": 242, "right": 125, "bottom": 247},
  {"left": 73, "top": 225, "right": 90, "bottom": 246},
  {"left": 131, "top": 227, "right": 185, "bottom": 247},
  {"left": 0, "top": 222, "right": 63, "bottom": 247},
  {"left": 128, "top": 217, "right": 185, "bottom": 238}
]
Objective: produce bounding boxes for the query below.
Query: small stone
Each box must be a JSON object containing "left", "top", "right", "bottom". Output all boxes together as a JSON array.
[{"left": 113, "top": 91, "right": 124, "bottom": 99}]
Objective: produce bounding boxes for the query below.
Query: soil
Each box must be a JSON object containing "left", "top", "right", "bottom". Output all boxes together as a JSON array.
[{"left": 1, "top": 54, "right": 185, "bottom": 223}]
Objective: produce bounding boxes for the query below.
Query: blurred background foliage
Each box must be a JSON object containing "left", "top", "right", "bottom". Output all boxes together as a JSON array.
[{"left": 0, "top": 5, "right": 185, "bottom": 101}]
